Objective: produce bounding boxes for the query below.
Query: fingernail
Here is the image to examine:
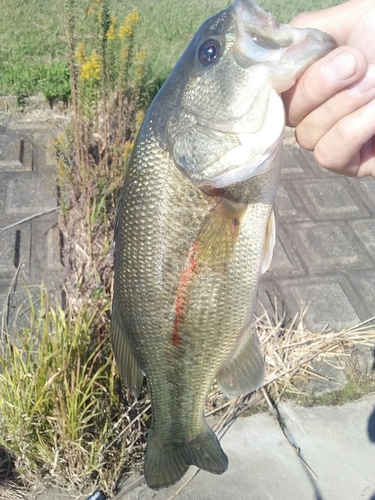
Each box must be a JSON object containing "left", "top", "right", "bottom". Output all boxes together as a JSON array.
[
  {"left": 349, "top": 63, "right": 375, "bottom": 95},
  {"left": 324, "top": 52, "right": 357, "bottom": 83}
]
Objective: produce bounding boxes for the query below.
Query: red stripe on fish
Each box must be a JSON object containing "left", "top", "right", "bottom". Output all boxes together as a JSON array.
[{"left": 173, "top": 241, "right": 199, "bottom": 346}]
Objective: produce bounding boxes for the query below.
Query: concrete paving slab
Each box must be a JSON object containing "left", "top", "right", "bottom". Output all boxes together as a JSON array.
[{"left": 123, "top": 396, "right": 375, "bottom": 500}]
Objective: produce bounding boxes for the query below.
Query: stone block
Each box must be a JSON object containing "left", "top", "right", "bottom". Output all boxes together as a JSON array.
[
  {"left": 30, "top": 215, "right": 63, "bottom": 284},
  {"left": 285, "top": 221, "right": 372, "bottom": 274},
  {"left": 0, "top": 223, "right": 31, "bottom": 279},
  {"left": 292, "top": 178, "right": 368, "bottom": 220},
  {"left": 347, "top": 270, "right": 375, "bottom": 317},
  {"left": 268, "top": 228, "right": 305, "bottom": 278},
  {"left": 0, "top": 133, "right": 33, "bottom": 171},
  {"left": 255, "top": 278, "right": 285, "bottom": 323},
  {"left": 276, "top": 181, "right": 310, "bottom": 223},
  {"left": 351, "top": 219, "right": 375, "bottom": 260},
  {"left": 281, "top": 146, "right": 313, "bottom": 178},
  {"left": 279, "top": 275, "right": 368, "bottom": 331},
  {"left": 302, "top": 358, "right": 348, "bottom": 395},
  {"left": 350, "top": 177, "right": 375, "bottom": 215},
  {"left": 6, "top": 174, "right": 57, "bottom": 215},
  {"left": 276, "top": 184, "right": 297, "bottom": 218}
]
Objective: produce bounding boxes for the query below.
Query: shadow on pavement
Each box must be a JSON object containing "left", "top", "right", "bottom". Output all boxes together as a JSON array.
[
  {"left": 369, "top": 402, "right": 375, "bottom": 443},
  {"left": 368, "top": 351, "right": 375, "bottom": 443}
]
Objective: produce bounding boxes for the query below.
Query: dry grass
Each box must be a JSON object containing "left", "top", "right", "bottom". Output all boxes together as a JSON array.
[{"left": 203, "top": 307, "right": 375, "bottom": 436}]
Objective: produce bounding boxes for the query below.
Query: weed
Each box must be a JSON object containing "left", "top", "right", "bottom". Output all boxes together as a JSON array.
[
  {"left": 284, "top": 378, "right": 375, "bottom": 407},
  {"left": 0, "top": 287, "right": 149, "bottom": 494}
]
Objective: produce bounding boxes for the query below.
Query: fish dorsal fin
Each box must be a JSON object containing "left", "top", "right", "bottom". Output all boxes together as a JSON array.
[
  {"left": 261, "top": 207, "right": 277, "bottom": 274},
  {"left": 111, "top": 300, "right": 143, "bottom": 398},
  {"left": 195, "top": 195, "right": 248, "bottom": 271},
  {"left": 216, "top": 325, "right": 265, "bottom": 398}
]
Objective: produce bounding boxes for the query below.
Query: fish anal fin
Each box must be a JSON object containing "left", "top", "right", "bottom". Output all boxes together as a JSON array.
[
  {"left": 111, "top": 300, "right": 143, "bottom": 398},
  {"left": 261, "top": 206, "right": 277, "bottom": 274},
  {"left": 216, "top": 326, "right": 265, "bottom": 398},
  {"left": 144, "top": 423, "right": 228, "bottom": 490},
  {"left": 196, "top": 196, "right": 247, "bottom": 270}
]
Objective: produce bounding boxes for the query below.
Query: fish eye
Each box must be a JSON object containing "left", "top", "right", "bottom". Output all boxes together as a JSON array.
[{"left": 198, "top": 39, "right": 221, "bottom": 65}]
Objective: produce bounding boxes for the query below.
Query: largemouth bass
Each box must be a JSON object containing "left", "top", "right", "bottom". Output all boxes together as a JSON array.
[{"left": 111, "top": 0, "right": 335, "bottom": 490}]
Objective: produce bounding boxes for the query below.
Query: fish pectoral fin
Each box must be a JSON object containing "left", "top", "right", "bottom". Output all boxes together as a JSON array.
[
  {"left": 196, "top": 196, "right": 247, "bottom": 270},
  {"left": 110, "top": 300, "right": 143, "bottom": 398},
  {"left": 216, "top": 326, "right": 265, "bottom": 398},
  {"left": 144, "top": 423, "right": 228, "bottom": 490},
  {"left": 261, "top": 206, "right": 277, "bottom": 274}
]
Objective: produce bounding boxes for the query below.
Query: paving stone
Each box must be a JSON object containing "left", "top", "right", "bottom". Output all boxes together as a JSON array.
[
  {"left": 268, "top": 228, "right": 305, "bottom": 278},
  {"left": 29, "top": 215, "right": 63, "bottom": 283},
  {"left": 0, "top": 223, "right": 31, "bottom": 279},
  {"left": 351, "top": 219, "right": 375, "bottom": 261},
  {"left": 347, "top": 344, "right": 375, "bottom": 378},
  {"left": 281, "top": 145, "right": 313, "bottom": 178},
  {"left": 0, "top": 133, "right": 33, "bottom": 171},
  {"left": 350, "top": 177, "right": 375, "bottom": 215},
  {"left": 255, "top": 278, "right": 284, "bottom": 321},
  {"left": 278, "top": 275, "right": 370, "bottom": 331},
  {"left": 276, "top": 180, "right": 310, "bottom": 223},
  {"left": 0, "top": 113, "right": 63, "bottom": 334},
  {"left": 348, "top": 271, "right": 375, "bottom": 315},
  {"left": 292, "top": 177, "right": 369, "bottom": 220},
  {"left": 5, "top": 174, "right": 56, "bottom": 215},
  {"left": 275, "top": 184, "right": 297, "bottom": 217},
  {"left": 285, "top": 221, "right": 372, "bottom": 274},
  {"left": 301, "top": 358, "right": 349, "bottom": 395}
]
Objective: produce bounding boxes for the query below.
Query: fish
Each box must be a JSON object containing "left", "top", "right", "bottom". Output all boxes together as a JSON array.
[{"left": 111, "top": 0, "right": 336, "bottom": 490}]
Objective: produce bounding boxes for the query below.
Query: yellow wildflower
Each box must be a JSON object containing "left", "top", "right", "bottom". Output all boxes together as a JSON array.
[
  {"left": 135, "top": 49, "right": 147, "bottom": 80},
  {"left": 106, "top": 16, "right": 116, "bottom": 41},
  {"left": 118, "top": 9, "right": 139, "bottom": 40},
  {"left": 88, "top": 0, "right": 103, "bottom": 16},
  {"left": 120, "top": 46, "right": 129, "bottom": 62},
  {"left": 56, "top": 134, "right": 66, "bottom": 147},
  {"left": 75, "top": 41, "right": 86, "bottom": 66},
  {"left": 97, "top": 8, "right": 102, "bottom": 23},
  {"left": 80, "top": 49, "right": 102, "bottom": 81},
  {"left": 135, "top": 110, "right": 145, "bottom": 127},
  {"left": 123, "top": 141, "right": 134, "bottom": 159},
  {"left": 135, "top": 48, "right": 147, "bottom": 63}
]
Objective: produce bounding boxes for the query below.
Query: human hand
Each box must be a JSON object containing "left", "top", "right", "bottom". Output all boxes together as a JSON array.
[{"left": 282, "top": 0, "right": 375, "bottom": 177}]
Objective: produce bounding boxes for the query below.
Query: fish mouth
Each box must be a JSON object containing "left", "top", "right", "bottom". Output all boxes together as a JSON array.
[
  {"left": 234, "top": 0, "right": 293, "bottom": 52},
  {"left": 232, "top": 0, "right": 336, "bottom": 80}
]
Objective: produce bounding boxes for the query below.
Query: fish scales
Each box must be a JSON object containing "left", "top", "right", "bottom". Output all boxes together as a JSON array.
[{"left": 111, "top": 0, "right": 336, "bottom": 490}]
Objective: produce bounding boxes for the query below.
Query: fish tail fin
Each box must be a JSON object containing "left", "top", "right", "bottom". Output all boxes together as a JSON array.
[{"left": 144, "top": 424, "right": 228, "bottom": 490}]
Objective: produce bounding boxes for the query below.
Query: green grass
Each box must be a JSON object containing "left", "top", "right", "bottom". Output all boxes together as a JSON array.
[
  {"left": 285, "top": 378, "right": 375, "bottom": 407},
  {"left": 0, "top": 287, "right": 149, "bottom": 494},
  {"left": 0, "top": 0, "right": 342, "bottom": 99}
]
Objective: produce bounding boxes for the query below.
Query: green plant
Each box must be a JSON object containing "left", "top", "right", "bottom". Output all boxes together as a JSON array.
[
  {"left": 0, "top": 287, "right": 149, "bottom": 494},
  {"left": 57, "top": 0, "right": 147, "bottom": 304}
]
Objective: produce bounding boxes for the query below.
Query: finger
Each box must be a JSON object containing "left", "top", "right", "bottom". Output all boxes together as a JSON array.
[
  {"left": 295, "top": 61, "right": 375, "bottom": 150},
  {"left": 357, "top": 136, "right": 375, "bottom": 177},
  {"left": 283, "top": 46, "right": 368, "bottom": 127},
  {"left": 290, "top": 2, "right": 375, "bottom": 55},
  {"left": 313, "top": 98, "right": 375, "bottom": 174},
  {"left": 289, "top": 2, "right": 360, "bottom": 46}
]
